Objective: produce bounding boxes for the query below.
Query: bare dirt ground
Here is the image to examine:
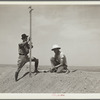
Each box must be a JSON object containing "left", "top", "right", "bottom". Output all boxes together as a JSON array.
[{"left": 0, "top": 64, "right": 100, "bottom": 93}]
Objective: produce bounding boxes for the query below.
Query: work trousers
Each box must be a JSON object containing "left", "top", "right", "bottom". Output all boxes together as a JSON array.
[{"left": 17, "top": 55, "right": 38, "bottom": 73}]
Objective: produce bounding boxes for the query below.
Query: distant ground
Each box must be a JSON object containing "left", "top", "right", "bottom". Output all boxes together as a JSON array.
[{"left": 0, "top": 64, "right": 100, "bottom": 93}]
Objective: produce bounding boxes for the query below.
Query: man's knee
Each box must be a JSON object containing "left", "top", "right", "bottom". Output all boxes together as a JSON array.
[
  {"left": 50, "top": 57, "right": 54, "bottom": 61},
  {"left": 50, "top": 57, "right": 55, "bottom": 63},
  {"left": 56, "top": 66, "right": 64, "bottom": 73},
  {"left": 32, "top": 57, "right": 39, "bottom": 63},
  {"left": 35, "top": 58, "right": 39, "bottom": 64},
  {"left": 17, "top": 61, "right": 26, "bottom": 72},
  {"left": 50, "top": 57, "right": 58, "bottom": 66}
]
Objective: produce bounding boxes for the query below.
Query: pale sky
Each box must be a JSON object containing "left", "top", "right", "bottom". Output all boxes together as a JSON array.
[{"left": 0, "top": 5, "right": 100, "bottom": 66}]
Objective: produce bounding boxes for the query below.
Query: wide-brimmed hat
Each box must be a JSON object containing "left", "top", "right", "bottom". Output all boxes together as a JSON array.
[
  {"left": 21, "top": 34, "right": 28, "bottom": 39},
  {"left": 51, "top": 44, "right": 61, "bottom": 51}
]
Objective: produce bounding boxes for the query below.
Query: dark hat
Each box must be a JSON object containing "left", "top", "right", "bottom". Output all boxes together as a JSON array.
[{"left": 21, "top": 34, "right": 28, "bottom": 39}]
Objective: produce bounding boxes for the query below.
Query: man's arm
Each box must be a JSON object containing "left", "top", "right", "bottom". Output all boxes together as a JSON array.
[
  {"left": 28, "top": 37, "right": 33, "bottom": 48},
  {"left": 27, "top": 42, "right": 33, "bottom": 49},
  {"left": 19, "top": 37, "right": 30, "bottom": 48},
  {"left": 55, "top": 59, "right": 64, "bottom": 68},
  {"left": 51, "top": 59, "right": 64, "bottom": 71},
  {"left": 19, "top": 41, "right": 28, "bottom": 48}
]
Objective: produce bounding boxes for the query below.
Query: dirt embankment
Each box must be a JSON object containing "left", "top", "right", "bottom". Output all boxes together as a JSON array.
[{"left": 0, "top": 65, "right": 100, "bottom": 93}]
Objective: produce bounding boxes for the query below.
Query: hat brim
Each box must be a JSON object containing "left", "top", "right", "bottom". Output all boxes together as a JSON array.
[{"left": 51, "top": 47, "right": 61, "bottom": 51}]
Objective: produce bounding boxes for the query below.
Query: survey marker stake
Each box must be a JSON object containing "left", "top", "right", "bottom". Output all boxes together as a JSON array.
[{"left": 29, "top": 6, "right": 33, "bottom": 77}]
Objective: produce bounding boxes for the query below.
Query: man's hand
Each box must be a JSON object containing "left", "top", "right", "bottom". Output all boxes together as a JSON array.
[
  {"left": 29, "top": 37, "right": 31, "bottom": 41},
  {"left": 28, "top": 41, "right": 33, "bottom": 48},
  {"left": 27, "top": 37, "right": 31, "bottom": 42},
  {"left": 50, "top": 64, "right": 61, "bottom": 72}
]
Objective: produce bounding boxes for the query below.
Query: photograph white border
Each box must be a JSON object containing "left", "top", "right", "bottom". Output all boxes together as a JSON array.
[{"left": 0, "top": 1, "right": 100, "bottom": 99}]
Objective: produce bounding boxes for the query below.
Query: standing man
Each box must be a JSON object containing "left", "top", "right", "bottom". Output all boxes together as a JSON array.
[
  {"left": 50, "top": 44, "right": 70, "bottom": 73},
  {"left": 15, "top": 34, "right": 39, "bottom": 81}
]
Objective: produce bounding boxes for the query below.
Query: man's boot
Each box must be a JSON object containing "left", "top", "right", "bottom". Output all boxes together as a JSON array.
[
  {"left": 34, "top": 59, "right": 39, "bottom": 73},
  {"left": 15, "top": 72, "right": 18, "bottom": 81},
  {"left": 66, "top": 69, "right": 70, "bottom": 74},
  {"left": 34, "top": 67, "right": 39, "bottom": 73}
]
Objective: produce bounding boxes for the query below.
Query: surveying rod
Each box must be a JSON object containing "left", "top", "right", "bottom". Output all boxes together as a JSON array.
[{"left": 29, "top": 6, "right": 33, "bottom": 77}]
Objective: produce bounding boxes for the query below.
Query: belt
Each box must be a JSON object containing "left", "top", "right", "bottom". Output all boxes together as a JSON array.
[{"left": 19, "top": 53, "right": 25, "bottom": 55}]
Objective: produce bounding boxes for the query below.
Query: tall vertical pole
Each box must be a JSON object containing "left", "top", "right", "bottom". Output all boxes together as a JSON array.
[{"left": 29, "top": 6, "right": 33, "bottom": 77}]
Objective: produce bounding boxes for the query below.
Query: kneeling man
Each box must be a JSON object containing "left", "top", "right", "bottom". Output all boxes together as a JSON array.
[{"left": 50, "top": 44, "right": 70, "bottom": 73}]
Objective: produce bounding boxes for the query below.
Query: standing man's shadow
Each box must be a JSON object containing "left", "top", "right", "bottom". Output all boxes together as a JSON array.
[
  {"left": 17, "top": 71, "right": 40, "bottom": 81},
  {"left": 17, "top": 72, "right": 29, "bottom": 81}
]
